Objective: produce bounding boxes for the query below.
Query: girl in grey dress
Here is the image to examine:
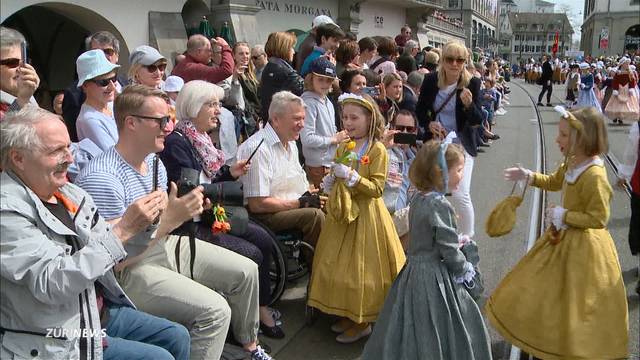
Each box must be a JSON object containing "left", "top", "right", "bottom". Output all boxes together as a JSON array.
[{"left": 362, "top": 141, "right": 492, "bottom": 360}]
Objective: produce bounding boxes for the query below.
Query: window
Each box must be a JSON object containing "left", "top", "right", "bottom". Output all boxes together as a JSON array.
[
  {"left": 548, "top": 45, "right": 553, "bottom": 52},
  {"left": 515, "top": 45, "right": 520, "bottom": 52},
  {"left": 515, "top": 34, "right": 520, "bottom": 41},
  {"left": 535, "top": 46, "right": 541, "bottom": 52},
  {"left": 548, "top": 34, "right": 555, "bottom": 41},
  {"left": 449, "top": 0, "right": 459, "bottom": 7}
]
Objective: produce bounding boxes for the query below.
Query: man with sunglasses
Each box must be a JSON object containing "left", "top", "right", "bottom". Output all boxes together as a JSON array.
[
  {"left": 75, "top": 49, "right": 120, "bottom": 152},
  {"left": 0, "top": 26, "right": 40, "bottom": 122},
  {"left": 63, "top": 31, "right": 126, "bottom": 142},
  {"left": 382, "top": 110, "right": 418, "bottom": 249},
  {"left": 251, "top": 45, "right": 268, "bottom": 81}
]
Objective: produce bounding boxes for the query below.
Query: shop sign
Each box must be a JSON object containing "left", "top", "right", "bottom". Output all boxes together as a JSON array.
[
  {"left": 375, "top": 15, "right": 384, "bottom": 28},
  {"left": 255, "top": 0, "right": 332, "bottom": 17}
]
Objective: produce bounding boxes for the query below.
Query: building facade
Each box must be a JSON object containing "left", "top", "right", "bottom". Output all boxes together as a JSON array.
[
  {"left": 580, "top": 0, "right": 640, "bottom": 57},
  {"left": 443, "top": 0, "right": 499, "bottom": 55},
  {"left": 512, "top": 0, "right": 554, "bottom": 13},
  {"left": 1, "top": 0, "right": 445, "bottom": 105},
  {"left": 507, "top": 12, "right": 573, "bottom": 64},
  {"left": 497, "top": 0, "right": 517, "bottom": 60}
]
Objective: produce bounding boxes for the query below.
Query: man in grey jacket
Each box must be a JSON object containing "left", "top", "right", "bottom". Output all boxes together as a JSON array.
[{"left": 0, "top": 106, "right": 190, "bottom": 359}]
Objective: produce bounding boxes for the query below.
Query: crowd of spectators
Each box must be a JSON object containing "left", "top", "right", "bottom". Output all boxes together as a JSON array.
[{"left": 0, "top": 18, "right": 516, "bottom": 359}]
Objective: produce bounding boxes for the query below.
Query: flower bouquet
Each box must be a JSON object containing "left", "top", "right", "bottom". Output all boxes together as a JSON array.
[
  {"left": 334, "top": 140, "right": 370, "bottom": 167},
  {"left": 211, "top": 204, "right": 231, "bottom": 234}
]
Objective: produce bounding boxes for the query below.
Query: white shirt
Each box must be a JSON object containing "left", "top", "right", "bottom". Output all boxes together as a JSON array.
[{"left": 237, "top": 123, "right": 309, "bottom": 201}]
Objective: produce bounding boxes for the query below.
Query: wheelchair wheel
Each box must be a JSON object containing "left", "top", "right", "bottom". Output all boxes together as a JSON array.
[
  {"left": 285, "top": 240, "right": 314, "bottom": 281},
  {"left": 268, "top": 235, "right": 287, "bottom": 306}
]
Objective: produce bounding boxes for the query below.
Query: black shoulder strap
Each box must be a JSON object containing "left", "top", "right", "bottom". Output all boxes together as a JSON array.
[{"left": 371, "top": 56, "right": 388, "bottom": 71}]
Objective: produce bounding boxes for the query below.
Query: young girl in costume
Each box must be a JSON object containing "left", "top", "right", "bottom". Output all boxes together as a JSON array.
[
  {"left": 565, "top": 64, "right": 580, "bottom": 109},
  {"left": 576, "top": 62, "right": 602, "bottom": 112},
  {"left": 362, "top": 140, "right": 492, "bottom": 360},
  {"left": 307, "top": 93, "right": 406, "bottom": 343},
  {"left": 486, "top": 106, "right": 629, "bottom": 360},
  {"left": 605, "top": 57, "right": 640, "bottom": 125}
]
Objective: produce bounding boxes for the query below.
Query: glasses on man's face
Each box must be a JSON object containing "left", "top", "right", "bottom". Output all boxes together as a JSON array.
[
  {"left": 133, "top": 114, "right": 170, "bottom": 129},
  {"left": 251, "top": 54, "right": 264, "bottom": 60},
  {"left": 101, "top": 48, "right": 117, "bottom": 57},
  {"left": 394, "top": 125, "right": 415, "bottom": 132},
  {"left": 445, "top": 56, "right": 466, "bottom": 65},
  {"left": 0, "top": 58, "right": 21, "bottom": 68},
  {"left": 144, "top": 63, "right": 167, "bottom": 73},
  {"left": 90, "top": 75, "right": 118, "bottom": 87}
]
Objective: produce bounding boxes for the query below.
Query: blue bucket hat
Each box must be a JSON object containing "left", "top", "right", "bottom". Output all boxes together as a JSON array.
[{"left": 76, "top": 50, "right": 120, "bottom": 87}]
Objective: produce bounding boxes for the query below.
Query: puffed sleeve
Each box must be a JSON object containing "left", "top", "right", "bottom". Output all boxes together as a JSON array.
[{"left": 351, "top": 142, "right": 388, "bottom": 199}]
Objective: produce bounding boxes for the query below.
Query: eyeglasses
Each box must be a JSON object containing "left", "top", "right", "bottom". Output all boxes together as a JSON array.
[
  {"left": 89, "top": 75, "right": 118, "bottom": 87},
  {"left": 144, "top": 63, "right": 167, "bottom": 73},
  {"left": 251, "top": 54, "right": 265, "bottom": 60},
  {"left": 394, "top": 125, "right": 415, "bottom": 132},
  {"left": 101, "top": 48, "right": 117, "bottom": 57},
  {"left": 205, "top": 101, "right": 222, "bottom": 109},
  {"left": 445, "top": 56, "right": 466, "bottom": 65},
  {"left": 0, "top": 58, "right": 21, "bottom": 68},
  {"left": 133, "top": 114, "right": 170, "bottom": 128}
]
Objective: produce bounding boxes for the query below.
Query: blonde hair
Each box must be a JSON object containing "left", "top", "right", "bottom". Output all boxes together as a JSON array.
[
  {"left": 437, "top": 41, "right": 472, "bottom": 90},
  {"left": 233, "top": 42, "right": 258, "bottom": 85},
  {"left": 127, "top": 59, "right": 168, "bottom": 86},
  {"left": 383, "top": 72, "right": 404, "bottom": 103},
  {"left": 409, "top": 140, "right": 465, "bottom": 193},
  {"left": 265, "top": 32, "right": 296, "bottom": 60},
  {"left": 564, "top": 107, "right": 608, "bottom": 161},
  {"left": 340, "top": 94, "right": 385, "bottom": 142}
]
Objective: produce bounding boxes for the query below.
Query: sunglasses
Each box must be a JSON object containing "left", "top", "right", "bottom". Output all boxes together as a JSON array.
[
  {"left": 251, "top": 54, "right": 265, "bottom": 60},
  {"left": 445, "top": 56, "right": 466, "bottom": 64},
  {"left": 133, "top": 114, "right": 170, "bottom": 128},
  {"left": 144, "top": 63, "right": 167, "bottom": 73},
  {"left": 89, "top": 75, "right": 117, "bottom": 87},
  {"left": 394, "top": 125, "right": 416, "bottom": 132},
  {"left": 101, "top": 48, "right": 117, "bottom": 57},
  {"left": 0, "top": 58, "right": 21, "bottom": 68}
]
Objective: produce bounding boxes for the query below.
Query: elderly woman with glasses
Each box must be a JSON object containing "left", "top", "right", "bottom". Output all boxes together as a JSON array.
[
  {"left": 75, "top": 49, "right": 120, "bottom": 151},
  {"left": 159, "top": 80, "right": 286, "bottom": 339},
  {"left": 415, "top": 41, "right": 484, "bottom": 238}
]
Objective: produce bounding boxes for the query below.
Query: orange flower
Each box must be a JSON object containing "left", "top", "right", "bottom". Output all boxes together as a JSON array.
[
  {"left": 212, "top": 220, "right": 225, "bottom": 233},
  {"left": 360, "top": 156, "right": 370, "bottom": 165},
  {"left": 222, "top": 222, "right": 232, "bottom": 232}
]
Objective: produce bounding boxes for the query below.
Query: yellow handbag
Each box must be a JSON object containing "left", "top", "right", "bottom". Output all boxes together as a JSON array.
[{"left": 485, "top": 180, "right": 528, "bottom": 237}]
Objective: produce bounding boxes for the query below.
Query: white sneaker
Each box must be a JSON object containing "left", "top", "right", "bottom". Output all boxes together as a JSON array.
[
  {"left": 501, "top": 100, "right": 510, "bottom": 106},
  {"left": 495, "top": 108, "right": 507, "bottom": 116}
]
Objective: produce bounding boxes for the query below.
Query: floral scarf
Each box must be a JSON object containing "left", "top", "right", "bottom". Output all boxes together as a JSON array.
[{"left": 175, "top": 119, "right": 225, "bottom": 178}]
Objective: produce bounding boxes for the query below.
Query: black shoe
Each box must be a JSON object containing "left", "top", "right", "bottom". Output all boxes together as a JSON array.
[
  {"left": 536, "top": 102, "right": 544, "bottom": 106},
  {"left": 476, "top": 148, "right": 486, "bottom": 153},
  {"left": 479, "top": 142, "right": 491, "bottom": 147},
  {"left": 259, "top": 322, "right": 285, "bottom": 339},
  {"left": 489, "top": 134, "right": 500, "bottom": 140},
  {"left": 546, "top": 103, "right": 553, "bottom": 107}
]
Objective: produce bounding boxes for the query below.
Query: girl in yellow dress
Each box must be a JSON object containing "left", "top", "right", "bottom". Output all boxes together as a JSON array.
[
  {"left": 485, "top": 106, "right": 628, "bottom": 359},
  {"left": 308, "top": 93, "right": 406, "bottom": 344}
]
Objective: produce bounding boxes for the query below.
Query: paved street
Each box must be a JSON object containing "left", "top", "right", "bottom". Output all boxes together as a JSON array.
[{"left": 261, "top": 79, "right": 639, "bottom": 360}]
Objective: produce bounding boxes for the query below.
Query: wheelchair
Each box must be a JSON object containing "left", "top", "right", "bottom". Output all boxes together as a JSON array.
[{"left": 251, "top": 218, "right": 318, "bottom": 324}]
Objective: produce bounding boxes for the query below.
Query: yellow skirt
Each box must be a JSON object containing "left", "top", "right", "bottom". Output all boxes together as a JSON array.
[
  {"left": 308, "top": 197, "right": 406, "bottom": 324},
  {"left": 486, "top": 228, "right": 628, "bottom": 359}
]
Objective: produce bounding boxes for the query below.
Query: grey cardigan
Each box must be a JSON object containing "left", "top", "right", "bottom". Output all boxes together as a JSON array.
[{"left": 0, "top": 171, "right": 133, "bottom": 359}]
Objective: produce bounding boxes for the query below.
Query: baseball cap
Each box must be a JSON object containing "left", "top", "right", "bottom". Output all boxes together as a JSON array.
[
  {"left": 310, "top": 57, "right": 336, "bottom": 78},
  {"left": 579, "top": 62, "right": 589, "bottom": 70},
  {"left": 129, "top": 45, "right": 165, "bottom": 66},
  {"left": 312, "top": 15, "right": 335, "bottom": 28},
  {"left": 163, "top": 75, "right": 184, "bottom": 92},
  {"left": 76, "top": 50, "right": 120, "bottom": 87}
]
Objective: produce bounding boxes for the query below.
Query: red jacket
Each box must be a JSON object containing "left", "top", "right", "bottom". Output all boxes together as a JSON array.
[{"left": 171, "top": 45, "right": 234, "bottom": 84}]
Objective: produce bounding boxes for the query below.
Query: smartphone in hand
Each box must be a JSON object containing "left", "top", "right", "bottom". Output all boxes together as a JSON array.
[
  {"left": 393, "top": 132, "right": 417, "bottom": 145},
  {"left": 362, "top": 86, "right": 380, "bottom": 97}
]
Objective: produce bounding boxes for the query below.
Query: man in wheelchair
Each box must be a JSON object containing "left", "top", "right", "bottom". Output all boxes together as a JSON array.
[{"left": 237, "top": 91, "right": 325, "bottom": 251}]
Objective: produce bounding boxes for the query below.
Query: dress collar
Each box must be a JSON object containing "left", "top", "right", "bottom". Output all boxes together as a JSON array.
[{"left": 565, "top": 157, "right": 603, "bottom": 184}]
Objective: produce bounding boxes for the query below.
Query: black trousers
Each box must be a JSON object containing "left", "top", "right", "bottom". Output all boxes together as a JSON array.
[
  {"left": 538, "top": 82, "right": 553, "bottom": 103},
  {"left": 630, "top": 192, "right": 640, "bottom": 255}
]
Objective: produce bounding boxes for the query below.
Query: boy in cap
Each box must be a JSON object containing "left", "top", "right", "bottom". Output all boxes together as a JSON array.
[
  {"left": 300, "top": 57, "right": 350, "bottom": 188},
  {"left": 300, "top": 23, "right": 345, "bottom": 77},
  {"left": 296, "top": 15, "right": 337, "bottom": 72}
]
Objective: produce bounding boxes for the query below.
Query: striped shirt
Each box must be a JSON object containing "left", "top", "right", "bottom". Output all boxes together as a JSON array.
[
  {"left": 75, "top": 147, "right": 167, "bottom": 257},
  {"left": 237, "top": 123, "right": 309, "bottom": 201}
]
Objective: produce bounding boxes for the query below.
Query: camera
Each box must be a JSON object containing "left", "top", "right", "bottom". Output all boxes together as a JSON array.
[{"left": 177, "top": 168, "right": 244, "bottom": 206}]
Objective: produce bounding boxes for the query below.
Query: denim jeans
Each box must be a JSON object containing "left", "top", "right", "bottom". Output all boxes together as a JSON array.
[{"left": 103, "top": 304, "right": 190, "bottom": 360}]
